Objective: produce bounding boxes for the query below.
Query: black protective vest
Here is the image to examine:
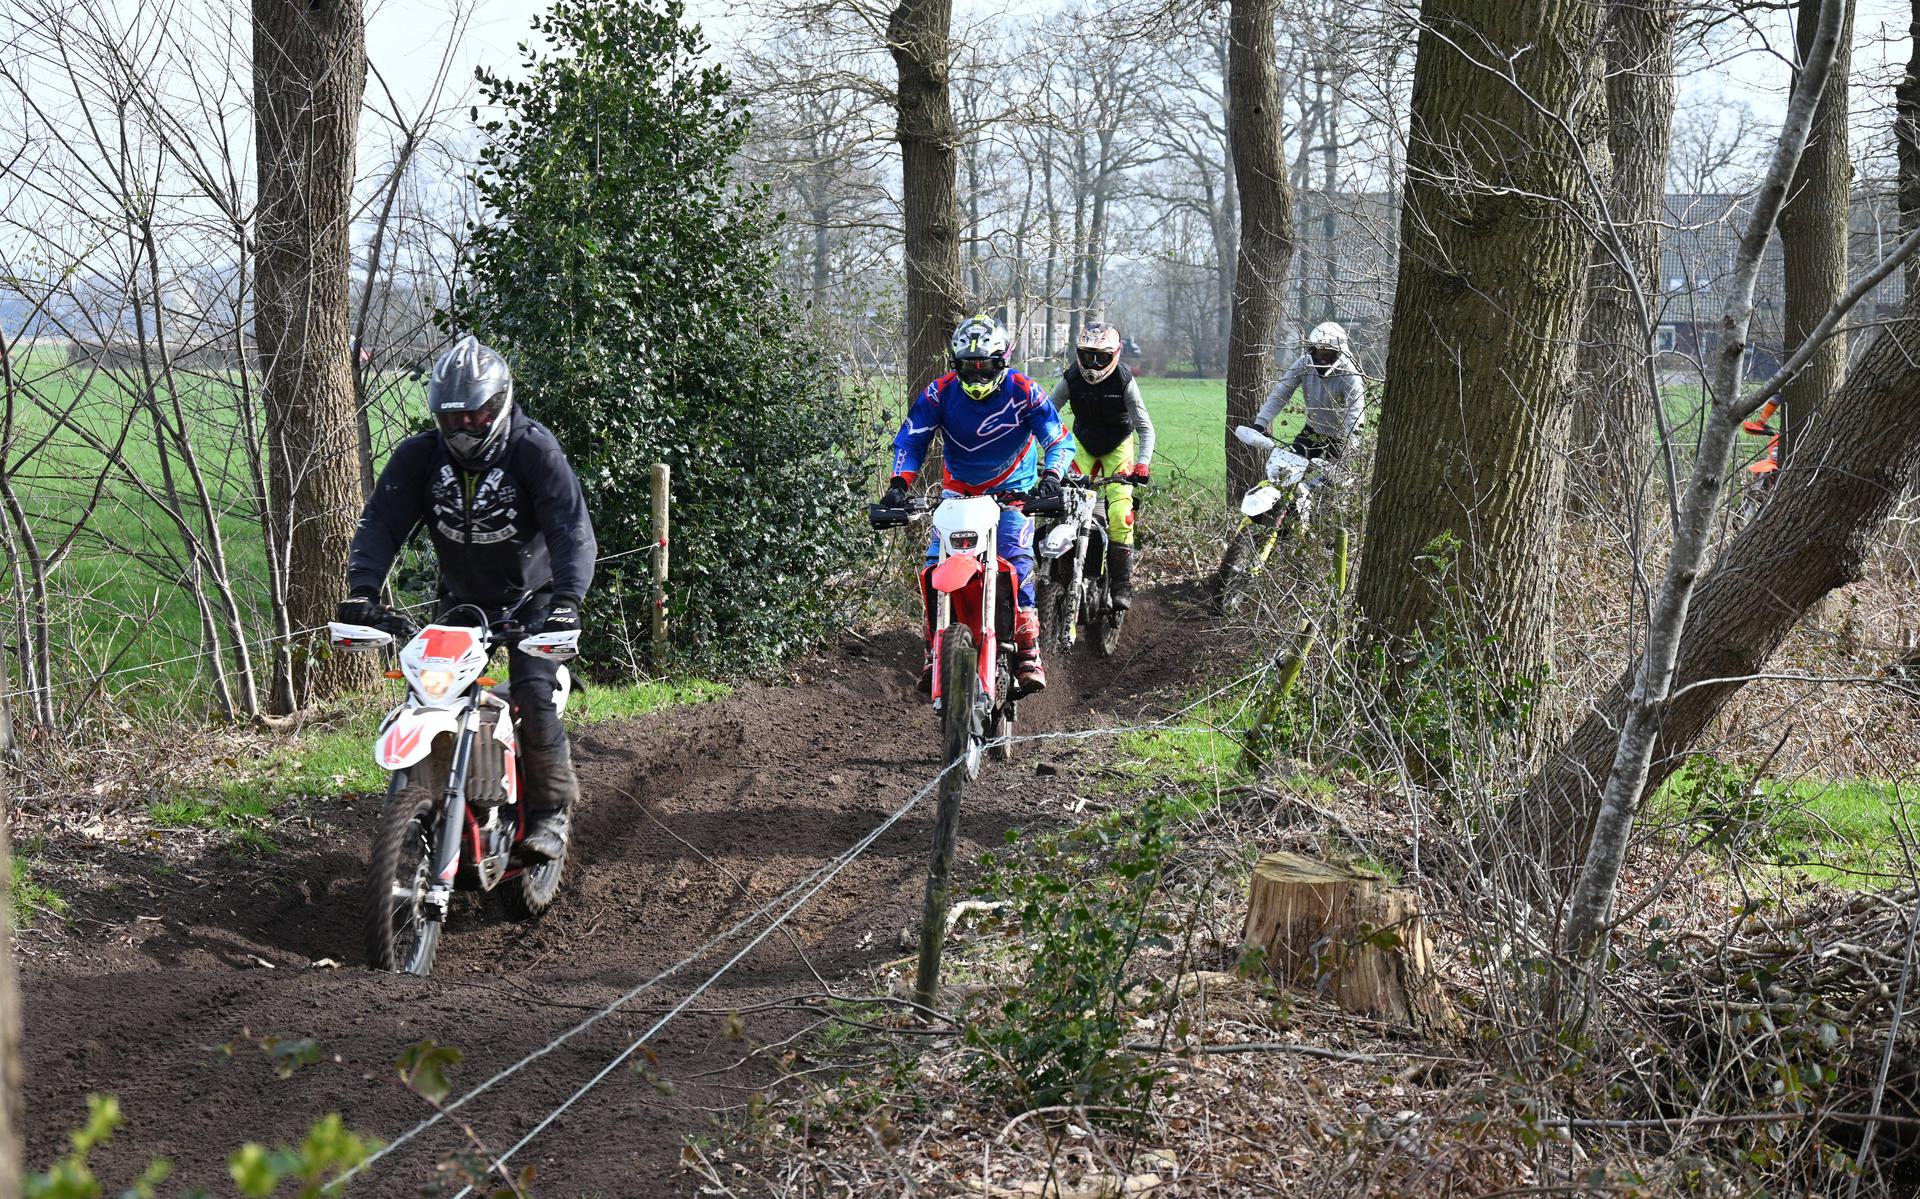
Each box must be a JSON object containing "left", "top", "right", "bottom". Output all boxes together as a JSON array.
[{"left": 1063, "top": 363, "right": 1136, "bottom": 458}]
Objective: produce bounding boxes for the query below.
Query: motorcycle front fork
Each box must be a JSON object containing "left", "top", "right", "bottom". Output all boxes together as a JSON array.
[
  {"left": 1063, "top": 530, "right": 1090, "bottom": 645},
  {"left": 1239, "top": 513, "right": 1287, "bottom": 577},
  {"left": 423, "top": 709, "right": 481, "bottom": 920}
]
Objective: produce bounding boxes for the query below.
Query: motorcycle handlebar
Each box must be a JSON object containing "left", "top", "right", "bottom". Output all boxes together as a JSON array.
[
  {"left": 363, "top": 610, "right": 544, "bottom": 651},
  {"left": 870, "top": 488, "right": 1062, "bottom": 525},
  {"left": 1064, "top": 474, "right": 1153, "bottom": 490}
]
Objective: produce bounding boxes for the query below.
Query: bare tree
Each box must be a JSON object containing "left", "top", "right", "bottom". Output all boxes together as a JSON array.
[
  {"left": 253, "top": 0, "right": 376, "bottom": 709},
  {"left": 1898, "top": 0, "right": 1920, "bottom": 295},
  {"left": 1554, "top": 0, "right": 1856, "bottom": 971},
  {"left": 1225, "top": 0, "right": 1295, "bottom": 497},
  {"left": 1352, "top": 0, "right": 1603, "bottom": 743},
  {"left": 1776, "top": 0, "right": 1855, "bottom": 467},
  {"left": 888, "top": 0, "right": 965, "bottom": 394},
  {"left": 1570, "top": 0, "right": 1679, "bottom": 515}
]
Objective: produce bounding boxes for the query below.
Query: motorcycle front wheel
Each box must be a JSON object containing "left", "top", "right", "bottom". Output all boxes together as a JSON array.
[
  {"left": 940, "top": 625, "right": 984, "bottom": 782},
  {"left": 365, "top": 780, "right": 441, "bottom": 975},
  {"left": 1209, "top": 524, "right": 1262, "bottom": 616},
  {"left": 1037, "top": 565, "right": 1074, "bottom": 651}
]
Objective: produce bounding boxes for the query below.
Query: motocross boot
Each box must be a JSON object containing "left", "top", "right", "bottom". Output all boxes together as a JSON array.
[
  {"left": 1013, "top": 606, "right": 1047, "bottom": 694},
  {"left": 1108, "top": 543, "right": 1135, "bottom": 612},
  {"left": 517, "top": 738, "right": 580, "bottom": 862}
]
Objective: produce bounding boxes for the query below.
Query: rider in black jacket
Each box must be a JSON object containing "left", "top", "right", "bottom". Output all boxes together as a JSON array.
[{"left": 340, "top": 335, "right": 596, "bottom": 861}]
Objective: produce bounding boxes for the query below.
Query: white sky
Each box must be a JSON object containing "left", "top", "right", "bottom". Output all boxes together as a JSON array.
[{"left": 367, "top": 0, "right": 1919, "bottom": 151}]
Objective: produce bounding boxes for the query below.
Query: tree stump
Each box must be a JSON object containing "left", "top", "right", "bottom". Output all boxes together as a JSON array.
[{"left": 1242, "top": 853, "right": 1461, "bottom": 1037}]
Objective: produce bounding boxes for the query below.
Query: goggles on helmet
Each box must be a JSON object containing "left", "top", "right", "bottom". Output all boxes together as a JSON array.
[
  {"left": 954, "top": 357, "right": 1005, "bottom": 390},
  {"left": 1308, "top": 345, "right": 1340, "bottom": 367},
  {"left": 1078, "top": 347, "right": 1116, "bottom": 373}
]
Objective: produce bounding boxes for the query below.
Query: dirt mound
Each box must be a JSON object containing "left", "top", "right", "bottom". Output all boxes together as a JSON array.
[{"left": 22, "top": 586, "right": 1214, "bottom": 1195}]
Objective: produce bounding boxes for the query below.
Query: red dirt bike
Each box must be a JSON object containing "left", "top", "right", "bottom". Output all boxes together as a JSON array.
[
  {"left": 329, "top": 604, "right": 580, "bottom": 975},
  {"left": 871, "top": 490, "right": 1044, "bottom": 780}
]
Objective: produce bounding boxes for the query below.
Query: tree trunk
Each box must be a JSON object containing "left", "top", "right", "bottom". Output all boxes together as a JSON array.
[
  {"left": 1897, "top": 0, "right": 1920, "bottom": 297},
  {"left": 1216, "top": 25, "right": 1239, "bottom": 379},
  {"left": 1529, "top": 293, "right": 1920, "bottom": 883},
  {"left": 1224, "top": 0, "right": 1294, "bottom": 498},
  {"left": 1352, "top": 0, "right": 1602, "bottom": 737},
  {"left": 254, "top": 0, "right": 375, "bottom": 711},
  {"left": 888, "top": 0, "right": 964, "bottom": 395},
  {"left": 0, "top": 802, "right": 19, "bottom": 1197},
  {"left": 1777, "top": 0, "right": 1854, "bottom": 466},
  {"left": 1569, "top": 0, "right": 1677, "bottom": 515},
  {"left": 1242, "top": 853, "right": 1462, "bottom": 1036}
]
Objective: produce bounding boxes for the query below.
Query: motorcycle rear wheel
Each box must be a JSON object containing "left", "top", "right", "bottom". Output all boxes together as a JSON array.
[
  {"left": 941, "top": 625, "right": 983, "bottom": 782},
  {"left": 1091, "top": 582, "right": 1126, "bottom": 658},
  {"left": 365, "top": 781, "right": 441, "bottom": 975},
  {"left": 498, "top": 816, "right": 566, "bottom": 922},
  {"left": 987, "top": 657, "right": 1014, "bottom": 763}
]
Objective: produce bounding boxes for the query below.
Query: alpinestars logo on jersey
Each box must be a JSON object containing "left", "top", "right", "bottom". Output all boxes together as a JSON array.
[{"left": 432, "top": 465, "right": 522, "bottom": 545}]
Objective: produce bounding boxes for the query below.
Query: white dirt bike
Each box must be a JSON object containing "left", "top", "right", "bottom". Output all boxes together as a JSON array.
[
  {"left": 1209, "top": 425, "right": 1337, "bottom": 616},
  {"left": 1034, "top": 474, "right": 1146, "bottom": 657},
  {"left": 329, "top": 604, "right": 580, "bottom": 975}
]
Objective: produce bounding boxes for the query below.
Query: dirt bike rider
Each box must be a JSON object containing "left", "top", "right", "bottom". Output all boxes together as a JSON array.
[
  {"left": 881, "top": 313, "right": 1073, "bottom": 695},
  {"left": 338, "top": 335, "right": 596, "bottom": 863},
  {"left": 1253, "top": 321, "right": 1365, "bottom": 461},
  {"left": 1047, "top": 321, "right": 1155, "bottom": 611}
]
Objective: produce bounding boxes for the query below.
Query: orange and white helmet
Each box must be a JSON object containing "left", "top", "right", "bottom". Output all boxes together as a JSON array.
[{"left": 1076, "top": 322, "right": 1123, "bottom": 384}]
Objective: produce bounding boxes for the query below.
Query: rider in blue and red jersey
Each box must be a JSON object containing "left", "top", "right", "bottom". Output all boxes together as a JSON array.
[{"left": 881, "top": 313, "right": 1072, "bottom": 695}]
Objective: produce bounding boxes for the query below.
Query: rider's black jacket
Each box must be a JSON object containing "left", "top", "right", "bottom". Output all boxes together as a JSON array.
[{"left": 347, "top": 412, "right": 596, "bottom": 616}]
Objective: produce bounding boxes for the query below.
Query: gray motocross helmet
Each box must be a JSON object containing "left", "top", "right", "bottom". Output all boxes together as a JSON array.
[{"left": 428, "top": 335, "right": 514, "bottom": 469}]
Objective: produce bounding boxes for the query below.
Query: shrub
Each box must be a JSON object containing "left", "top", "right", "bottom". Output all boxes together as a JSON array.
[
  {"left": 451, "top": 0, "right": 867, "bottom": 673},
  {"left": 967, "top": 799, "right": 1181, "bottom": 1115}
]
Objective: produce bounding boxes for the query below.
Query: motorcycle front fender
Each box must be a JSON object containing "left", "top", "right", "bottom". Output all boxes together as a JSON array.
[
  {"left": 931, "top": 550, "right": 985, "bottom": 594},
  {"left": 1240, "top": 484, "right": 1285, "bottom": 518},
  {"left": 376, "top": 707, "right": 463, "bottom": 770}
]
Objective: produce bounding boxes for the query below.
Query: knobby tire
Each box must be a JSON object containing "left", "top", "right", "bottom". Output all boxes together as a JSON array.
[
  {"left": 365, "top": 781, "right": 441, "bottom": 975},
  {"left": 941, "top": 625, "right": 982, "bottom": 782}
]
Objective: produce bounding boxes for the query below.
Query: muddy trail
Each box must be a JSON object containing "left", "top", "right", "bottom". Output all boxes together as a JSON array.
[{"left": 22, "top": 586, "right": 1215, "bottom": 1196}]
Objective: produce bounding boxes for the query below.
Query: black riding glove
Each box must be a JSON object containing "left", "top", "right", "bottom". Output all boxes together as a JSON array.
[
  {"left": 1031, "top": 470, "right": 1063, "bottom": 505},
  {"left": 538, "top": 597, "right": 583, "bottom": 635},
  {"left": 336, "top": 594, "right": 380, "bottom": 628},
  {"left": 881, "top": 476, "right": 911, "bottom": 508}
]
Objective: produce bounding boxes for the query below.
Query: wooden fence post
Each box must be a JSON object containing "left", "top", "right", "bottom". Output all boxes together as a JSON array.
[
  {"left": 650, "top": 463, "right": 670, "bottom": 652},
  {"left": 913, "top": 757, "right": 965, "bottom": 1015}
]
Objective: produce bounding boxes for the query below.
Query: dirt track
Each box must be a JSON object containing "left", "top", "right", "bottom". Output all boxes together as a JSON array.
[{"left": 23, "top": 587, "right": 1211, "bottom": 1196}]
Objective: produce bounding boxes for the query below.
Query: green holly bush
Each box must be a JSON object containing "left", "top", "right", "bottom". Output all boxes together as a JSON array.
[{"left": 451, "top": 0, "right": 869, "bottom": 673}]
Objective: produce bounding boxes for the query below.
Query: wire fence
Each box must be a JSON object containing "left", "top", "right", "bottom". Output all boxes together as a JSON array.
[
  {"left": 334, "top": 710, "right": 1228, "bottom": 1195},
  {"left": 0, "top": 541, "right": 664, "bottom": 708}
]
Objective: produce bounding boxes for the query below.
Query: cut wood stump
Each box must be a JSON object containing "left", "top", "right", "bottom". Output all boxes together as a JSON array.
[{"left": 1242, "top": 852, "right": 1461, "bottom": 1037}]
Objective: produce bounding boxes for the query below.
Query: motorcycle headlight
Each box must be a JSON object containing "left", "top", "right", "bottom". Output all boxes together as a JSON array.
[{"left": 417, "top": 670, "right": 454, "bottom": 700}]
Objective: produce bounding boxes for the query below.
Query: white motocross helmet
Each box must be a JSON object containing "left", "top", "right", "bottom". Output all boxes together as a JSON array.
[
  {"left": 1303, "top": 321, "right": 1349, "bottom": 376},
  {"left": 1075, "top": 322, "right": 1124, "bottom": 385}
]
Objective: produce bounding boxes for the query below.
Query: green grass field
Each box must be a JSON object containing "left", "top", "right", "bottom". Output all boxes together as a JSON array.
[
  {"left": 3, "top": 350, "right": 424, "bottom": 709},
  {"left": 1652, "top": 760, "right": 1917, "bottom": 887}
]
